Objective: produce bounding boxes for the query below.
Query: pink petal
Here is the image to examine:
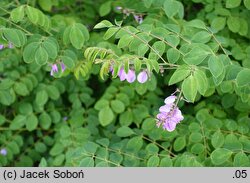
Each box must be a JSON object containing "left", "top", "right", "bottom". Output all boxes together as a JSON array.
[
  {"left": 137, "top": 71, "right": 148, "bottom": 83},
  {"left": 159, "top": 105, "right": 171, "bottom": 113},
  {"left": 163, "top": 121, "right": 176, "bottom": 132},
  {"left": 164, "top": 95, "right": 176, "bottom": 104},
  {"left": 172, "top": 108, "right": 184, "bottom": 123},
  {"left": 126, "top": 70, "right": 136, "bottom": 83},
  {"left": 118, "top": 67, "right": 127, "bottom": 81},
  {"left": 157, "top": 112, "right": 166, "bottom": 120}
]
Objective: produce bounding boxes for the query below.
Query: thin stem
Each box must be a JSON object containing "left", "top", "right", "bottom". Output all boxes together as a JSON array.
[
  {"left": 121, "top": 27, "right": 177, "bottom": 67},
  {"left": 142, "top": 135, "right": 176, "bottom": 157},
  {"left": 0, "top": 17, "right": 33, "bottom": 35},
  {"left": 147, "top": 32, "right": 185, "bottom": 56},
  {"left": 206, "top": 27, "right": 232, "bottom": 64}
]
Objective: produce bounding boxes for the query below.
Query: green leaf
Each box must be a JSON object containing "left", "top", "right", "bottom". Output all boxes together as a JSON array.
[
  {"left": 244, "top": 0, "right": 250, "bottom": 9},
  {"left": 227, "top": 16, "right": 241, "bottom": 33},
  {"left": 147, "top": 155, "right": 160, "bottom": 167},
  {"left": 239, "top": 18, "right": 248, "bottom": 36},
  {"left": 224, "top": 134, "right": 242, "bottom": 151},
  {"left": 70, "top": 24, "right": 85, "bottom": 49},
  {"left": 160, "top": 157, "right": 173, "bottom": 167},
  {"left": 38, "top": 0, "right": 52, "bottom": 11},
  {"left": 79, "top": 157, "right": 94, "bottom": 167},
  {"left": 3, "top": 29, "right": 26, "bottom": 47},
  {"left": 35, "top": 142, "right": 47, "bottom": 153},
  {"left": 118, "top": 35, "right": 134, "bottom": 48},
  {"left": 62, "top": 56, "right": 75, "bottom": 69},
  {"left": 169, "top": 65, "right": 191, "bottom": 85},
  {"left": 10, "top": 6, "right": 25, "bottom": 23},
  {"left": 111, "top": 100, "right": 125, "bottom": 114},
  {"left": 43, "top": 38, "right": 58, "bottom": 59},
  {"left": 236, "top": 69, "right": 250, "bottom": 87},
  {"left": 84, "top": 142, "right": 98, "bottom": 154},
  {"left": 182, "top": 75, "right": 198, "bottom": 103},
  {"left": 60, "top": 125, "right": 71, "bottom": 138},
  {"left": 119, "top": 111, "right": 133, "bottom": 126},
  {"left": 39, "top": 112, "right": 52, "bottom": 129},
  {"left": 166, "top": 35, "right": 180, "bottom": 47},
  {"left": 193, "top": 69, "right": 208, "bottom": 95},
  {"left": 18, "top": 103, "right": 33, "bottom": 115},
  {"left": 50, "top": 143, "right": 64, "bottom": 156},
  {"left": 94, "top": 99, "right": 109, "bottom": 110},
  {"left": 163, "top": 0, "right": 183, "bottom": 18},
  {"left": 0, "top": 89, "right": 16, "bottom": 106},
  {"left": 189, "top": 132, "right": 203, "bottom": 143},
  {"left": 186, "top": 19, "right": 206, "bottom": 29},
  {"left": 23, "top": 42, "right": 39, "bottom": 63},
  {"left": 10, "top": 115, "right": 26, "bottom": 130},
  {"left": 99, "top": 1, "right": 112, "bottom": 17},
  {"left": 138, "top": 44, "right": 149, "bottom": 57},
  {"left": 35, "top": 46, "right": 48, "bottom": 65},
  {"left": 173, "top": 136, "right": 186, "bottom": 152},
  {"left": 191, "top": 31, "right": 211, "bottom": 43},
  {"left": 46, "top": 85, "right": 60, "bottom": 100},
  {"left": 26, "top": 113, "right": 38, "bottom": 131},
  {"left": 53, "top": 154, "right": 65, "bottom": 166},
  {"left": 211, "top": 17, "right": 226, "bottom": 32},
  {"left": 146, "top": 143, "right": 159, "bottom": 155},
  {"left": 39, "top": 158, "right": 48, "bottom": 167},
  {"left": 211, "top": 131, "right": 224, "bottom": 148},
  {"left": 26, "top": 6, "right": 39, "bottom": 24},
  {"left": 208, "top": 55, "right": 224, "bottom": 78},
  {"left": 167, "top": 48, "right": 180, "bottom": 64},
  {"left": 191, "top": 143, "right": 205, "bottom": 154},
  {"left": 94, "top": 20, "right": 113, "bottom": 29},
  {"left": 144, "top": 0, "right": 153, "bottom": 8},
  {"left": 99, "top": 107, "right": 114, "bottom": 126},
  {"left": 116, "top": 126, "right": 135, "bottom": 137},
  {"left": 126, "top": 136, "right": 143, "bottom": 152},
  {"left": 0, "top": 115, "right": 5, "bottom": 125},
  {"left": 103, "top": 27, "right": 119, "bottom": 40},
  {"left": 226, "top": 0, "right": 241, "bottom": 8},
  {"left": 36, "top": 90, "right": 48, "bottom": 106},
  {"left": 183, "top": 47, "right": 209, "bottom": 65},
  {"left": 14, "top": 82, "right": 29, "bottom": 96},
  {"left": 233, "top": 152, "right": 250, "bottom": 167},
  {"left": 152, "top": 41, "right": 165, "bottom": 56},
  {"left": 211, "top": 148, "right": 233, "bottom": 165}
]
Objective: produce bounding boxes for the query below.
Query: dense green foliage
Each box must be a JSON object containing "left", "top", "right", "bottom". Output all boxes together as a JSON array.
[{"left": 0, "top": 0, "right": 250, "bottom": 167}]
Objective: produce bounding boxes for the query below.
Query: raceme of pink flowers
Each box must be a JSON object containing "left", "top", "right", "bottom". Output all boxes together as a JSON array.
[
  {"left": 156, "top": 95, "right": 184, "bottom": 132},
  {"left": 110, "top": 66, "right": 148, "bottom": 83}
]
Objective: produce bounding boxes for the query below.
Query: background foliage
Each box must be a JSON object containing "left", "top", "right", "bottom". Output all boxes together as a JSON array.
[{"left": 0, "top": 0, "right": 250, "bottom": 167}]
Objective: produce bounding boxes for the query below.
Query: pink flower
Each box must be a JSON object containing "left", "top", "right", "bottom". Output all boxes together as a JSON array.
[
  {"left": 156, "top": 95, "right": 184, "bottom": 132},
  {"left": 164, "top": 95, "right": 176, "bottom": 104},
  {"left": 0, "top": 148, "right": 7, "bottom": 156},
  {"left": 134, "top": 15, "right": 143, "bottom": 24},
  {"left": 61, "top": 62, "right": 66, "bottom": 72},
  {"left": 118, "top": 67, "right": 127, "bottom": 81},
  {"left": 116, "top": 67, "right": 136, "bottom": 83},
  {"left": 137, "top": 71, "right": 148, "bottom": 83},
  {"left": 50, "top": 64, "right": 58, "bottom": 76},
  {"left": 126, "top": 69, "right": 136, "bottom": 83}
]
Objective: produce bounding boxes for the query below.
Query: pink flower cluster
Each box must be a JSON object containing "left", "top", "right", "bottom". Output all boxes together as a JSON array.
[
  {"left": 111, "top": 66, "right": 148, "bottom": 83},
  {"left": 156, "top": 95, "right": 184, "bottom": 132}
]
